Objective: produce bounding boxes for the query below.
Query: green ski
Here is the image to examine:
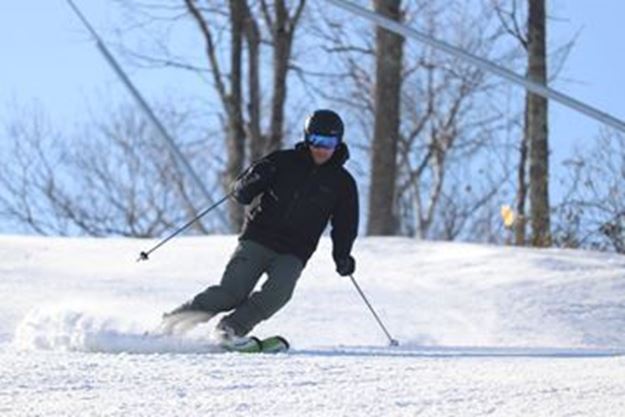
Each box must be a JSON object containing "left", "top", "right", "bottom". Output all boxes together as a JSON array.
[{"left": 221, "top": 335, "right": 289, "bottom": 354}]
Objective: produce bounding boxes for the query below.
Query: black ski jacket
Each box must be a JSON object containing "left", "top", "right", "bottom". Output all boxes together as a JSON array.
[{"left": 233, "top": 142, "right": 359, "bottom": 266}]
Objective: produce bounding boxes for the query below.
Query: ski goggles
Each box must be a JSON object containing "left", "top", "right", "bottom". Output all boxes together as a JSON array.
[{"left": 307, "top": 133, "right": 340, "bottom": 150}]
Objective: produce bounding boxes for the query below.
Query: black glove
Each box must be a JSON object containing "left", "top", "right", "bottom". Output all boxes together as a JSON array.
[
  {"left": 335, "top": 256, "right": 355, "bottom": 276},
  {"left": 232, "top": 160, "right": 276, "bottom": 205},
  {"left": 232, "top": 172, "right": 262, "bottom": 204}
]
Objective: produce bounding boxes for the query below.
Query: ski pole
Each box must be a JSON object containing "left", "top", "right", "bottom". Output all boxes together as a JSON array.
[
  {"left": 137, "top": 193, "right": 232, "bottom": 262},
  {"left": 349, "top": 275, "right": 399, "bottom": 347}
]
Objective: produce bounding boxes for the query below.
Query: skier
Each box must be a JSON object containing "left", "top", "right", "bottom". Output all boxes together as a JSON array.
[{"left": 161, "top": 109, "right": 359, "bottom": 350}]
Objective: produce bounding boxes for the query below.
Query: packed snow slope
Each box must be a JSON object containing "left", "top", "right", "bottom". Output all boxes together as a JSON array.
[{"left": 2, "top": 235, "right": 625, "bottom": 416}]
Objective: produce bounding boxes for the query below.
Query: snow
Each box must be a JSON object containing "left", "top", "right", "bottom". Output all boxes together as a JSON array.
[{"left": 2, "top": 234, "right": 625, "bottom": 416}]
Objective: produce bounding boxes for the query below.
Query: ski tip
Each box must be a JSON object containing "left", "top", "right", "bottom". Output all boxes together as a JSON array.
[
  {"left": 259, "top": 335, "right": 290, "bottom": 353},
  {"left": 274, "top": 335, "right": 290, "bottom": 350}
]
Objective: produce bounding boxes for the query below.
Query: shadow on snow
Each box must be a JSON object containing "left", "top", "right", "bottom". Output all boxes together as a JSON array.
[{"left": 291, "top": 344, "right": 625, "bottom": 359}]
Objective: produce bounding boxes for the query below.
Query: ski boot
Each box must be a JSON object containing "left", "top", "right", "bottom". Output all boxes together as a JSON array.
[{"left": 214, "top": 323, "right": 262, "bottom": 353}]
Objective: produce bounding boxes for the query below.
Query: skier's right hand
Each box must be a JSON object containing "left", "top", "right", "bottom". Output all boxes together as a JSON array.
[{"left": 232, "top": 159, "right": 277, "bottom": 205}]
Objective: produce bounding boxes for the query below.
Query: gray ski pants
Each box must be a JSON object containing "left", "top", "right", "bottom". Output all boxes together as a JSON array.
[{"left": 188, "top": 240, "right": 303, "bottom": 336}]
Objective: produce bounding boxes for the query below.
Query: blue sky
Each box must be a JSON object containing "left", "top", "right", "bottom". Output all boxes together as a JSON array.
[
  {"left": 2, "top": 1, "right": 624, "bottom": 185},
  {"left": 547, "top": 1, "right": 625, "bottom": 157}
]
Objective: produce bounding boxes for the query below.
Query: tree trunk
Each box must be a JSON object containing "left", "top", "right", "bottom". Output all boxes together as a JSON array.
[
  {"left": 516, "top": 94, "right": 529, "bottom": 245},
  {"left": 367, "top": 0, "right": 403, "bottom": 235},
  {"left": 267, "top": 1, "right": 289, "bottom": 153},
  {"left": 226, "top": 0, "right": 246, "bottom": 232},
  {"left": 264, "top": 0, "right": 306, "bottom": 153},
  {"left": 243, "top": 2, "right": 264, "bottom": 162},
  {"left": 527, "top": 0, "right": 551, "bottom": 246}
]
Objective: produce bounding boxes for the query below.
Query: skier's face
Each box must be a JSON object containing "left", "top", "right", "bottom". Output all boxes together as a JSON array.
[{"left": 310, "top": 145, "right": 335, "bottom": 165}]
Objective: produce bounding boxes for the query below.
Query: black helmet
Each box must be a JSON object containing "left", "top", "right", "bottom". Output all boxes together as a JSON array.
[{"left": 304, "top": 109, "right": 344, "bottom": 142}]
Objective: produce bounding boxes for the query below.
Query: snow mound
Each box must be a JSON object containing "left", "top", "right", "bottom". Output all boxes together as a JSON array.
[{"left": 4, "top": 235, "right": 625, "bottom": 352}]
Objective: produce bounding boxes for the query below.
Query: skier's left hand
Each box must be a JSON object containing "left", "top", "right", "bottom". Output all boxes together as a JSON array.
[{"left": 335, "top": 256, "right": 355, "bottom": 276}]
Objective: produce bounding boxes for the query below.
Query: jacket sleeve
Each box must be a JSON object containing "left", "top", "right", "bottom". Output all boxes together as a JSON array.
[
  {"left": 232, "top": 153, "right": 278, "bottom": 205},
  {"left": 330, "top": 172, "right": 359, "bottom": 262}
]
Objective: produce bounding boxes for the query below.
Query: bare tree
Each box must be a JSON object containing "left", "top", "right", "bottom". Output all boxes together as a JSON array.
[
  {"left": 367, "top": 0, "right": 404, "bottom": 236},
  {"left": 492, "top": 0, "right": 530, "bottom": 246},
  {"left": 394, "top": 1, "right": 522, "bottom": 240},
  {"left": 243, "top": 3, "right": 264, "bottom": 162},
  {"left": 526, "top": 0, "right": 551, "bottom": 246},
  {"left": 554, "top": 130, "right": 625, "bottom": 253},
  {"left": 2, "top": 0, "right": 545, "bottom": 245},
  {"left": 494, "top": 0, "right": 578, "bottom": 246},
  {"left": 305, "top": 0, "right": 522, "bottom": 241},
  {"left": 182, "top": 0, "right": 308, "bottom": 229},
  {"left": 183, "top": 0, "right": 247, "bottom": 230},
  {"left": 107, "top": 1, "right": 306, "bottom": 231},
  {"left": 0, "top": 102, "right": 223, "bottom": 236},
  {"left": 261, "top": 0, "right": 307, "bottom": 153}
]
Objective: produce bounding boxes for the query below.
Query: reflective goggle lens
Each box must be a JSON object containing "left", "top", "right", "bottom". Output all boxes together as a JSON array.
[{"left": 308, "top": 134, "right": 339, "bottom": 149}]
